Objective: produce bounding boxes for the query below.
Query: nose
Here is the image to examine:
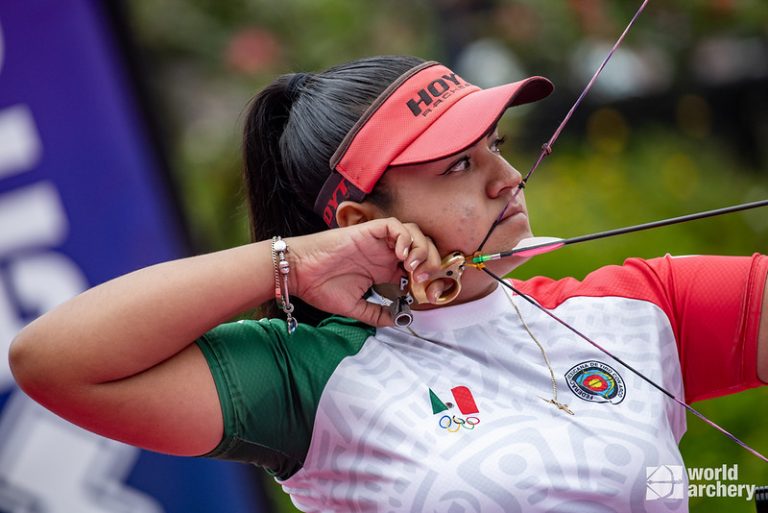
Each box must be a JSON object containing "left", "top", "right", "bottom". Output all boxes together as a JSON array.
[{"left": 486, "top": 157, "right": 524, "bottom": 200}]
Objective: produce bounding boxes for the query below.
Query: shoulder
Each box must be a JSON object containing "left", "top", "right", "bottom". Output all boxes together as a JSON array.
[
  {"left": 195, "top": 315, "right": 377, "bottom": 477},
  {"left": 512, "top": 255, "right": 665, "bottom": 308},
  {"left": 200, "top": 314, "right": 374, "bottom": 348},
  {"left": 511, "top": 254, "right": 765, "bottom": 310},
  {"left": 512, "top": 253, "right": 768, "bottom": 329},
  {"left": 198, "top": 315, "right": 376, "bottom": 377}
]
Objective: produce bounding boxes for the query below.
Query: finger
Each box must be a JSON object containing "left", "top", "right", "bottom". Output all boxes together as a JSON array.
[
  {"left": 378, "top": 218, "right": 413, "bottom": 262},
  {"left": 402, "top": 224, "right": 431, "bottom": 272},
  {"left": 393, "top": 231, "right": 414, "bottom": 262},
  {"left": 412, "top": 236, "right": 442, "bottom": 284},
  {"left": 425, "top": 278, "right": 450, "bottom": 304}
]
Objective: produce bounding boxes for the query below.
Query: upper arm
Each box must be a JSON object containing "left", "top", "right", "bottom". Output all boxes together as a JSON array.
[
  {"left": 94, "top": 343, "right": 224, "bottom": 455},
  {"left": 649, "top": 254, "right": 768, "bottom": 402},
  {"left": 17, "top": 341, "right": 224, "bottom": 456},
  {"left": 644, "top": 254, "right": 768, "bottom": 402},
  {"left": 758, "top": 273, "right": 768, "bottom": 383}
]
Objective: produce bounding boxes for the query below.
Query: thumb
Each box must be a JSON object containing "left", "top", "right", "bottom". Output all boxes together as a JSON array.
[{"left": 349, "top": 299, "right": 394, "bottom": 328}]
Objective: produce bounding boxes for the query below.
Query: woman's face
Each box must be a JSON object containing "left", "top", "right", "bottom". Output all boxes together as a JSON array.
[{"left": 376, "top": 128, "right": 535, "bottom": 303}]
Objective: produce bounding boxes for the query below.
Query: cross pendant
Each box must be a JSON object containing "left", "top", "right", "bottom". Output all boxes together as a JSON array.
[{"left": 540, "top": 397, "right": 575, "bottom": 415}]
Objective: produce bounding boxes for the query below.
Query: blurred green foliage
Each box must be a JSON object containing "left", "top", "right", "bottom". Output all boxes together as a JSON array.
[{"left": 123, "top": 1, "right": 768, "bottom": 511}]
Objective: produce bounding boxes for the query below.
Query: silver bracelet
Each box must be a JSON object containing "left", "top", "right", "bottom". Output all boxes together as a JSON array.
[{"left": 271, "top": 236, "right": 297, "bottom": 334}]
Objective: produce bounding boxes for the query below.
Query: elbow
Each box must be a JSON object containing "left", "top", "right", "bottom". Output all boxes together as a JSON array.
[
  {"left": 8, "top": 325, "right": 53, "bottom": 399},
  {"left": 9, "top": 328, "right": 37, "bottom": 393}
]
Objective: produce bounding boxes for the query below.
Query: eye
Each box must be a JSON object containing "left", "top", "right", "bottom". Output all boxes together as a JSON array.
[
  {"left": 441, "top": 156, "right": 470, "bottom": 175},
  {"left": 490, "top": 135, "right": 506, "bottom": 154}
]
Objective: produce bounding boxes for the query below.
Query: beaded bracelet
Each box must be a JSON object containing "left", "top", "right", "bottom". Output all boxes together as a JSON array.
[{"left": 271, "top": 236, "right": 297, "bottom": 334}]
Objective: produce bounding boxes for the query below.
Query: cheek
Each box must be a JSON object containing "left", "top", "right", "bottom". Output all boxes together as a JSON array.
[
  {"left": 383, "top": 177, "right": 488, "bottom": 251},
  {"left": 439, "top": 202, "right": 475, "bottom": 222},
  {"left": 436, "top": 190, "right": 478, "bottom": 215},
  {"left": 435, "top": 202, "right": 482, "bottom": 248}
]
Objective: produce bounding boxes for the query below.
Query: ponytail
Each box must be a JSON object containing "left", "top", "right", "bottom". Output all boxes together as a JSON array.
[{"left": 242, "top": 75, "right": 323, "bottom": 243}]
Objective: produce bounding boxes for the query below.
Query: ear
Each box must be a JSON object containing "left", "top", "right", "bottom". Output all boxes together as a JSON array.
[{"left": 336, "top": 200, "right": 383, "bottom": 227}]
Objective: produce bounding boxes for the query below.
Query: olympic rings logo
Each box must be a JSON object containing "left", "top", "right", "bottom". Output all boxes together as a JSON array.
[{"left": 438, "top": 415, "right": 480, "bottom": 432}]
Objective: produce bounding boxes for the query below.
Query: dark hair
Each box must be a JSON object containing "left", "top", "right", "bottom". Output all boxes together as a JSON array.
[{"left": 242, "top": 55, "right": 425, "bottom": 326}]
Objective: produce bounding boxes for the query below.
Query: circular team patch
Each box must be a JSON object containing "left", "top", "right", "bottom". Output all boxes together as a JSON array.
[{"left": 565, "top": 360, "right": 626, "bottom": 404}]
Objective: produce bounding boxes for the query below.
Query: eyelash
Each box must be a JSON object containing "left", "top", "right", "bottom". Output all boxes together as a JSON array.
[
  {"left": 441, "top": 136, "right": 507, "bottom": 175},
  {"left": 492, "top": 135, "right": 506, "bottom": 153}
]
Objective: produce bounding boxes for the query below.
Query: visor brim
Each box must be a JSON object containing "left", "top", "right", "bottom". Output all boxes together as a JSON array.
[{"left": 390, "top": 76, "right": 554, "bottom": 167}]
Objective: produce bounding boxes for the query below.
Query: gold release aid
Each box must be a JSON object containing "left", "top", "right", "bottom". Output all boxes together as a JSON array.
[{"left": 407, "top": 251, "right": 470, "bottom": 305}]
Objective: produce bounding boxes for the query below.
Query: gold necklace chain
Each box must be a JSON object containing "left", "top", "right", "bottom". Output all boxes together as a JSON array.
[
  {"left": 502, "top": 288, "right": 574, "bottom": 415},
  {"left": 405, "top": 287, "right": 574, "bottom": 416}
]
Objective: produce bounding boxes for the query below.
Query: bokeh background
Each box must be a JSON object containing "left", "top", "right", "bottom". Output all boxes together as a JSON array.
[{"left": 2, "top": 0, "right": 767, "bottom": 512}]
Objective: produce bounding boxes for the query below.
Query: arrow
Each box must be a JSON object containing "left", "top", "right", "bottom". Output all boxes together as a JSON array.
[{"left": 473, "top": 198, "right": 768, "bottom": 264}]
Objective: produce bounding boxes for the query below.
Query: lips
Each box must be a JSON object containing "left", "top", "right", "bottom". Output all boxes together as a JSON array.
[{"left": 499, "top": 204, "right": 525, "bottom": 223}]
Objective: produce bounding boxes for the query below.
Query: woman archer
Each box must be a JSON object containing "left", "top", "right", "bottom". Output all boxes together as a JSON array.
[{"left": 9, "top": 55, "right": 768, "bottom": 512}]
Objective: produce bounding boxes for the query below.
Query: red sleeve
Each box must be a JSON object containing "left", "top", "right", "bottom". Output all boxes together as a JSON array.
[{"left": 512, "top": 254, "right": 768, "bottom": 403}]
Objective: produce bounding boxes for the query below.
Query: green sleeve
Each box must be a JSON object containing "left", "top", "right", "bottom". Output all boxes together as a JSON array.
[{"left": 194, "top": 316, "right": 373, "bottom": 479}]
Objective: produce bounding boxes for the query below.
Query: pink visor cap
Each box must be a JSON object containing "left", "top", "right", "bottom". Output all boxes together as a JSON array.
[{"left": 313, "top": 61, "right": 554, "bottom": 227}]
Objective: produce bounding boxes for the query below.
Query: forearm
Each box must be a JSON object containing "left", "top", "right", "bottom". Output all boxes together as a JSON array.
[{"left": 10, "top": 240, "right": 275, "bottom": 386}]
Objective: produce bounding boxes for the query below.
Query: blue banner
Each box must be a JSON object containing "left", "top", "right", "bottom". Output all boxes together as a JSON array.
[{"left": 0, "top": 1, "right": 268, "bottom": 511}]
